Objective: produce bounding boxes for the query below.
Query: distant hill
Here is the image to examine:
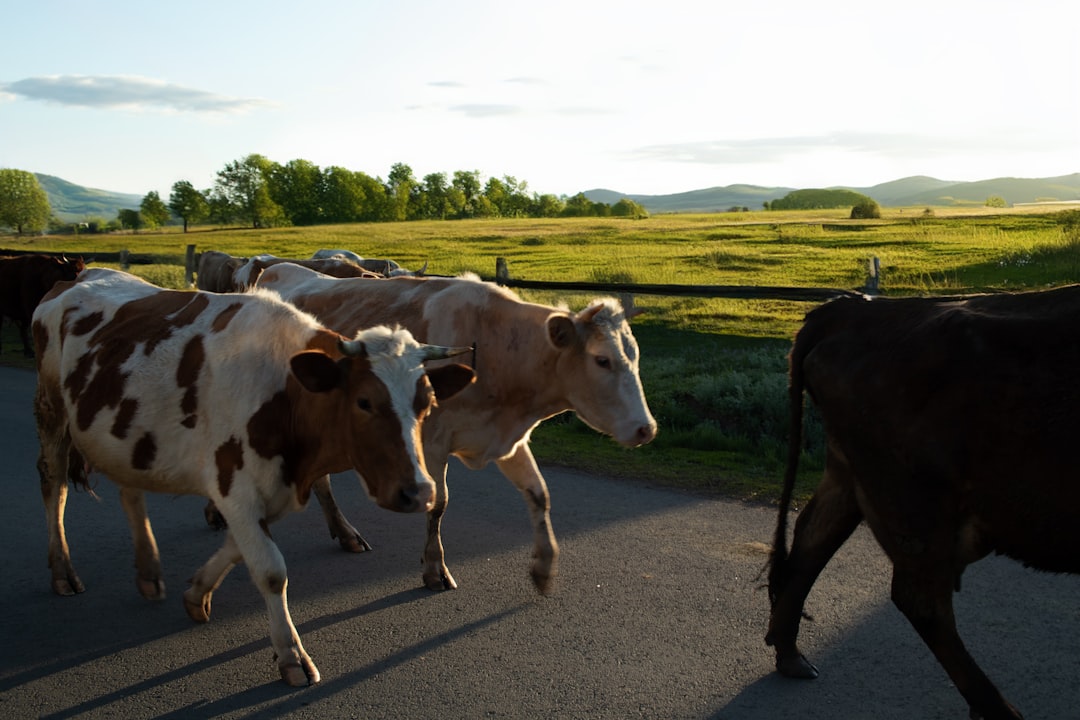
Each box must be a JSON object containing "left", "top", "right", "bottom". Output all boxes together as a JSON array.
[
  {"left": 35, "top": 173, "right": 144, "bottom": 223},
  {"left": 33, "top": 171, "right": 1080, "bottom": 222},
  {"left": 586, "top": 174, "right": 1080, "bottom": 213}
]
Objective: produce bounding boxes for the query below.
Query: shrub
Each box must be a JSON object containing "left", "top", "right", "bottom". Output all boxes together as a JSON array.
[{"left": 850, "top": 199, "right": 881, "bottom": 219}]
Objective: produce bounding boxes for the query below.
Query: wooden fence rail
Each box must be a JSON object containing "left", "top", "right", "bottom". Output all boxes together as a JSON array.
[{"left": 2, "top": 247, "right": 878, "bottom": 304}]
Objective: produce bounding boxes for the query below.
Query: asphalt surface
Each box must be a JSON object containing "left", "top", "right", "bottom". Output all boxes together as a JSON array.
[{"left": 1, "top": 363, "right": 1078, "bottom": 719}]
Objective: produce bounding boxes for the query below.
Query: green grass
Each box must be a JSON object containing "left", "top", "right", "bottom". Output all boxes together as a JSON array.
[{"left": 5, "top": 206, "right": 1080, "bottom": 504}]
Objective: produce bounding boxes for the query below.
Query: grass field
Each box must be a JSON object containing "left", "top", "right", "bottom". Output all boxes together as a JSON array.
[{"left": 4, "top": 205, "right": 1079, "bottom": 503}]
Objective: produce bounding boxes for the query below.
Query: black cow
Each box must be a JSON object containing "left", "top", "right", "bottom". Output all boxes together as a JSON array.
[
  {"left": 766, "top": 286, "right": 1080, "bottom": 720},
  {"left": 0, "top": 254, "right": 85, "bottom": 356}
]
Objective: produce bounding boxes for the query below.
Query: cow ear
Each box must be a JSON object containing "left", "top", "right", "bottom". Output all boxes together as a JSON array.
[
  {"left": 426, "top": 364, "right": 475, "bottom": 402},
  {"left": 290, "top": 351, "right": 342, "bottom": 393},
  {"left": 547, "top": 315, "right": 577, "bottom": 349}
]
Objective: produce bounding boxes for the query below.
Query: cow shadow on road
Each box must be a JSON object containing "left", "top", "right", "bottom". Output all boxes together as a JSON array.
[{"left": 711, "top": 554, "right": 1080, "bottom": 720}]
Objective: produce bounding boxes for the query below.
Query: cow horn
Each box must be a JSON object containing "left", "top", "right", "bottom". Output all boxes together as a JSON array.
[
  {"left": 338, "top": 339, "right": 368, "bottom": 358},
  {"left": 422, "top": 344, "right": 473, "bottom": 361}
]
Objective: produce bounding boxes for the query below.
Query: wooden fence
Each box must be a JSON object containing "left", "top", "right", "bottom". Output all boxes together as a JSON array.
[{"left": 2, "top": 246, "right": 878, "bottom": 303}]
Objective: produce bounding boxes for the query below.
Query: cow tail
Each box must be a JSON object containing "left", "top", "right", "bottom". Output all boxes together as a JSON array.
[{"left": 768, "top": 324, "right": 812, "bottom": 600}]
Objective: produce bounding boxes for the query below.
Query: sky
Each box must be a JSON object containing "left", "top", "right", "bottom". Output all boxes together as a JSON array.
[{"left": 1, "top": 0, "right": 1077, "bottom": 200}]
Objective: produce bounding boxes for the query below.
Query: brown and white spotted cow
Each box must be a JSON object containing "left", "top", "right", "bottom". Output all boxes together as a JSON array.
[
  {"left": 242, "top": 262, "right": 657, "bottom": 594},
  {"left": 232, "top": 254, "right": 382, "bottom": 290},
  {"left": 32, "top": 268, "right": 475, "bottom": 686}
]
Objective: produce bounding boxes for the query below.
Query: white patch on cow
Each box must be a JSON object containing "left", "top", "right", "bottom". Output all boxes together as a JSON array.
[{"left": 350, "top": 325, "right": 432, "bottom": 491}]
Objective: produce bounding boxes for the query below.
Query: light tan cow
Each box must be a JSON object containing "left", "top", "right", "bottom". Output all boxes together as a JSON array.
[
  {"left": 245, "top": 262, "right": 657, "bottom": 594},
  {"left": 32, "top": 268, "right": 475, "bottom": 686}
]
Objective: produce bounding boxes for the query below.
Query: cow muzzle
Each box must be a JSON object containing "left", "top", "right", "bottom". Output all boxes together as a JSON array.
[{"left": 380, "top": 476, "right": 436, "bottom": 513}]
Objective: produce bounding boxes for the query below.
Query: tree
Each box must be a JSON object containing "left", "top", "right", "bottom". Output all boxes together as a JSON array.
[
  {"left": 140, "top": 191, "right": 171, "bottom": 229},
  {"left": 452, "top": 170, "right": 482, "bottom": 218},
  {"left": 214, "top": 154, "right": 285, "bottom": 228},
  {"left": 0, "top": 169, "right": 51, "bottom": 234},
  {"left": 985, "top": 195, "right": 1008, "bottom": 208},
  {"left": 386, "top": 162, "right": 418, "bottom": 221},
  {"left": 320, "top": 166, "right": 368, "bottom": 223},
  {"left": 612, "top": 198, "right": 648, "bottom": 218},
  {"left": 269, "top": 158, "right": 323, "bottom": 225},
  {"left": 169, "top": 180, "right": 209, "bottom": 232},
  {"left": 420, "top": 172, "right": 451, "bottom": 220},
  {"left": 117, "top": 208, "right": 142, "bottom": 232}
]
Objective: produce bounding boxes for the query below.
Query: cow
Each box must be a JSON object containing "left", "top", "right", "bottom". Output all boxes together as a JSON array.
[
  {"left": 765, "top": 286, "right": 1080, "bottom": 720},
  {"left": 232, "top": 254, "right": 382, "bottom": 290},
  {"left": 0, "top": 254, "right": 85, "bottom": 356},
  {"left": 311, "top": 249, "right": 427, "bottom": 277},
  {"left": 32, "top": 267, "right": 476, "bottom": 686},
  {"left": 234, "top": 262, "right": 657, "bottom": 594},
  {"left": 195, "top": 250, "right": 247, "bottom": 293}
]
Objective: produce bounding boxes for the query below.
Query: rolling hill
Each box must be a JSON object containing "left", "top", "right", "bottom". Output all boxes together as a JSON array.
[
  {"left": 35, "top": 173, "right": 144, "bottom": 223},
  {"left": 585, "top": 173, "right": 1080, "bottom": 213}
]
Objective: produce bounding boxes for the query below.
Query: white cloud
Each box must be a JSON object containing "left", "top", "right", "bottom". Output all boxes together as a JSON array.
[{"left": 1, "top": 75, "right": 272, "bottom": 113}]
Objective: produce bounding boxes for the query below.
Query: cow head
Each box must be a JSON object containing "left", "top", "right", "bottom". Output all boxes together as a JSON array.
[
  {"left": 290, "top": 326, "right": 475, "bottom": 512},
  {"left": 547, "top": 299, "right": 657, "bottom": 448}
]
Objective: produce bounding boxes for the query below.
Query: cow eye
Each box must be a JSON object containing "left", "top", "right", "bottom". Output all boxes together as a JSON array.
[
  {"left": 357, "top": 398, "right": 372, "bottom": 412},
  {"left": 595, "top": 355, "right": 612, "bottom": 370}
]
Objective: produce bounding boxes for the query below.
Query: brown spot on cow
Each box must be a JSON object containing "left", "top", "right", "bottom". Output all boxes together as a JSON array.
[
  {"left": 215, "top": 437, "right": 245, "bottom": 497},
  {"left": 132, "top": 432, "right": 157, "bottom": 470},
  {"left": 111, "top": 398, "right": 138, "bottom": 439},
  {"left": 248, "top": 391, "right": 303, "bottom": 486},
  {"left": 211, "top": 302, "right": 244, "bottom": 333},
  {"left": 177, "top": 336, "right": 205, "bottom": 426},
  {"left": 70, "top": 310, "right": 105, "bottom": 337}
]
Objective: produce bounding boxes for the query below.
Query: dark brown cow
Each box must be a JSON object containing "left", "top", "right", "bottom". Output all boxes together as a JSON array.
[
  {"left": 195, "top": 250, "right": 247, "bottom": 293},
  {"left": 0, "top": 254, "right": 84, "bottom": 356},
  {"left": 766, "top": 286, "right": 1080, "bottom": 720}
]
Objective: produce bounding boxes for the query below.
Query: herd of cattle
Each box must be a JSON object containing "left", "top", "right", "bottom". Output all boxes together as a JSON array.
[{"left": 1, "top": 247, "right": 1075, "bottom": 718}]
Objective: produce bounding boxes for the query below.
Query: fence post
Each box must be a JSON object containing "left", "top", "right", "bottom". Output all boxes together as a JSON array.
[
  {"left": 185, "top": 245, "right": 196, "bottom": 287},
  {"left": 496, "top": 257, "right": 509, "bottom": 284},
  {"left": 865, "top": 256, "right": 881, "bottom": 294},
  {"left": 120, "top": 249, "right": 130, "bottom": 271}
]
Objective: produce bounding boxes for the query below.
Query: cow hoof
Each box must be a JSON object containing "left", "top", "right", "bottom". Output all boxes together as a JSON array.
[
  {"left": 424, "top": 567, "right": 457, "bottom": 591},
  {"left": 137, "top": 576, "right": 166, "bottom": 600},
  {"left": 280, "top": 660, "right": 320, "bottom": 686},
  {"left": 336, "top": 533, "right": 372, "bottom": 553},
  {"left": 531, "top": 569, "right": 556, "bottom": 596},
  {"left": 52, "top": 576, "right": 86, "bottom": 596},
  {"left": 182, "top": 589, "right": 212, "bottom": 623},
  {"left": 776, "top": 652, "right": 819, "bottom": 679}
]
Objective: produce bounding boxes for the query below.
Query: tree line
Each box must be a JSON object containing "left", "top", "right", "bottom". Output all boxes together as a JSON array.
[{"left": 0, "top": 157, "right": 649, "bottom": 235}]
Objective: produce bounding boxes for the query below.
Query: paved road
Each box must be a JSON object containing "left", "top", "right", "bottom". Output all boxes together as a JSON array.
[{"left": 1, "top": 364, "right": 1077, "bottom": 719}]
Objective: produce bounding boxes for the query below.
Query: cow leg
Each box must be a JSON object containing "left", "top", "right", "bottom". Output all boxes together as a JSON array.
[
  {"left": 18, "top": 319, "right": 34, "bottom": 357},
  {"left": 35, "top": 381, "right": 84, "bottom": 596},
  {"left": 496, "top": 444, "right": 558, "bottom": 595},
  {"left": 118, "top": 487, "right": 165, "bottom": 600},
  {"left": 192, "top": 509, "right": 319, "bottom": 686},
  {"left": 766, "top": 461, "right": 862, "bottom": 679},
  {"left": 311, "top": 474, "right": 372, "bottom": 553},
  {"left": 421, "top": 457, "right": 456, "bottom": 591},
  {"left": 183, "top": 530, "right": 241, "bottom": 624},
  {"left": 891, "top": 562, "right": 1021, "bottom": 719},
  {"left": 37, "top": 444, "right": 84, "bottom": 596}
]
